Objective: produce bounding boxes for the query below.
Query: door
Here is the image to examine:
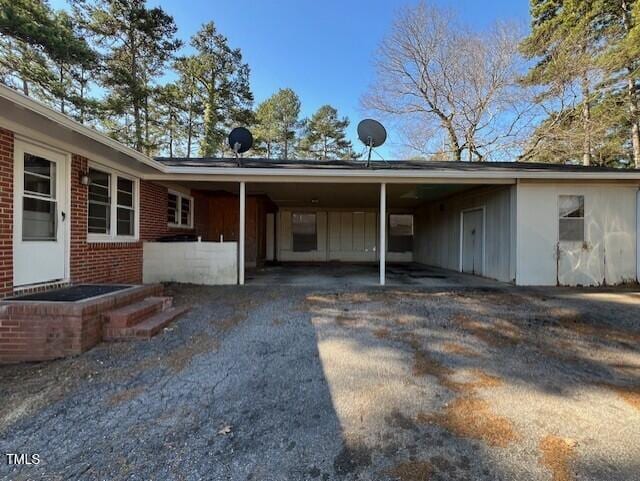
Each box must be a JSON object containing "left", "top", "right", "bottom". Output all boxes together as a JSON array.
[
  {"left": 13, "top": 141, "right": 68, "bottom": 286},
  {"left": 461, "top": 208, "right": 484, "bottom": 276}
]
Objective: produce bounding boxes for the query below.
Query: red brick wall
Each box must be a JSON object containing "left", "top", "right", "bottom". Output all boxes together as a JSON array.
[
  {"left": 0, "top": 129, "right": 13, "bottom": 298},
  {"left": 0, "top": 130, "right": 193, "bottom": 295},
  {"left": 70, "top": 155, "right": 192, "bottom": 285},
  {"left": 70, "top": 155, "right": 143, "bottom": 284}
]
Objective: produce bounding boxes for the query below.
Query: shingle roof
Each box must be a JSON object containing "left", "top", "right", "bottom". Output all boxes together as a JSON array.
[{"left": 154, "top": 157, "right": 639, "bottom": 173}]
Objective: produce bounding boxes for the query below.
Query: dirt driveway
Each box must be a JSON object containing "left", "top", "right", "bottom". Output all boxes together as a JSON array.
[{"left": 1, "top": 284, "right": 639, "bottom": 481}]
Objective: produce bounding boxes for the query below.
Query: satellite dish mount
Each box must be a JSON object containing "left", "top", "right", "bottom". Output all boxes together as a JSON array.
[
  {"left": 228, "top": 127, "right": 254, "bottom": 166},
  {"left": 357, "top": 119, "right": 387, "bottom": 167}
]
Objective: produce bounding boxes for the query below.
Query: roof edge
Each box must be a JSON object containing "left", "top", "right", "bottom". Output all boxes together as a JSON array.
[{"left": 0, "top": 84, "right": 166, "bottom": 173}]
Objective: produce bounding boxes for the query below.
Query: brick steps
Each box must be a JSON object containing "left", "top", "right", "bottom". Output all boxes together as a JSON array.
[
  {"left": 102, "top": 296, "right": 188, "bottom": 341},
  {"left": 103, "top": 297, "right": 169, "bottom": 328}
]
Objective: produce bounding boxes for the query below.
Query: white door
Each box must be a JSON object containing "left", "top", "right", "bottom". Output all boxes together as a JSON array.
[
  {"left": 461, "top": 208, "right": 484, "bottom": 276},
  {"left": 13, "top": 141, "right": 68, "bottom": 286}
]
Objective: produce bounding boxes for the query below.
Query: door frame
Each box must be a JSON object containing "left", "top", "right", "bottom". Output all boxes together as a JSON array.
[
  {"left": 459, "top": 206, "right": 486, "bottom": 275},
  {"left": 13, "top": 136, "right": 72, "bottom": 288}
]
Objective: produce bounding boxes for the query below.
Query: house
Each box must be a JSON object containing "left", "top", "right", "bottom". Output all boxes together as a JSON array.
[{"left": 1, "top": 82, "right": 639, "bottom": 298}]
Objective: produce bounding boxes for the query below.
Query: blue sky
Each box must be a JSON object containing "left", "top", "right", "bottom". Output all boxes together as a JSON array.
[{"left": 51, "top": 0, "right": 532, "bottom": 157}]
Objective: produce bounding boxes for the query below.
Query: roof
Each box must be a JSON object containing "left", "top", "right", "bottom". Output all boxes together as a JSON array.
[
  {"left": 0, "top": 84, "right": 166, "bottom": 173},
  {"left": 155, "top": 157, "right": 640, "bottom": 173}
]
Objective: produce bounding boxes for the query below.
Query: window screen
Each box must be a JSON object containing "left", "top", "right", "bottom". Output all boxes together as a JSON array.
[
  {"left": 292, "top": 213, "right": 317, "bottom": 252},
  {"left": 88, "top": 168, "right": 111, "bottom": 234},
  {"left": 181, "top": 197, "right": 191, "bottom": 226},
  {"left": 168, "top": 192, "right": 178, "bottom": 224},
  {"left": 22, "top": 154, "right": 57, "bottom": 241},
  {"left": 116, "top": 177, "right": 135, "bottom": 236},
  {"left": 559, "top": 195, "right": 584, "bottom": 242},
  {"left": 389, "top": 214, "right": 414, "bottom": 252}
]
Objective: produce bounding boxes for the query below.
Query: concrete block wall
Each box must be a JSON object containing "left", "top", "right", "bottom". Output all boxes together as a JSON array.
[{"left": 143, "top": 241, "right": 238, "bottom": 285}]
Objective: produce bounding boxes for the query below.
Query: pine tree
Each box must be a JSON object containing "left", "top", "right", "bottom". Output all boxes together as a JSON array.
[
  {"left": 174, "top": 57, "right": 204, "bottom": 158},
  {"left": 594, "top": 0, "right": 640, "bottom": 167},
  {"left": 0, "top": 0, "right": 97, "bottom": 112},
  {"left": 267, "top": 88, "right": 301, "bottom": 159},
  {"left": 187, "top": 22, "right": 253, "bottom": 157},
  {"left": 253, "top": 97, "right": 279, "bottom": 159},
  {"left": 299, "top": 105, "right": 354, "bottom": 160},
  {"left": 83, "top": 0, "right": 181, "bottom": 153},
  {"left": 521, "top": 0, "right": 601, "bottom": 166}
]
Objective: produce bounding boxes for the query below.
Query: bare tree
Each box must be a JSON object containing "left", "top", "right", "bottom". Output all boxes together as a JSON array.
[{"left": 363, "top": 1, "right": 534, "bottom": 161}]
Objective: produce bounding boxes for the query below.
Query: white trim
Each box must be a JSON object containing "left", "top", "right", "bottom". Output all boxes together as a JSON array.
[
  {"left": 86, "top": 161, "right": 140, "bottom": 243},
  {"left": 167, "top": 189, "right": 194, "bottom": 229},
  {"left": 146, "top": 167, "right": 640, "bottom": 182},
  {"left": 459, "top": 206, "right": 486, "bottom": 275},
  {"left": 557, "top": 194, "right": 585, "bottom": 243}
]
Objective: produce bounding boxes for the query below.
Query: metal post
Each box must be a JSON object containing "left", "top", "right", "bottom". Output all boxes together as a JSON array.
[
  {"left": 380, "top": 183, "right": 386, "bottom": 286},
  {"left": 239, "top": 181, "right": 245, "bottom": 285}
]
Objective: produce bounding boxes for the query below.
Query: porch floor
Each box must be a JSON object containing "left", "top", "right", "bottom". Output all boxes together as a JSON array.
[{"left": 246, "top": 262, "right": 505, "bottom": 288}]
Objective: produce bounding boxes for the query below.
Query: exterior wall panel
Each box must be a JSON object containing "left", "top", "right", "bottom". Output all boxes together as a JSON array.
[
  {"left": 414, "top": 186, "right": 512, "bottom": 282},
  {"left": 516, "top": 182, "right": 638, "bottom": 286}
]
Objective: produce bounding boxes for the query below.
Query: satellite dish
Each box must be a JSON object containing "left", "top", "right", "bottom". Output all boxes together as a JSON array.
[
  {"left": 228, "top": 127, "right": 253, "bottom": 156},
  {"left": 357, "top": 119, "right": 387, "bottom": 166}
]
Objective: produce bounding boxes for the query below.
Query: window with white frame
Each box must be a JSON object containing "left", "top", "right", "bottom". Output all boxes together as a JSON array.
[
  {"left": 87, "top": 166, "right": 137, "bottom": 240},
  {"left": 167, "top": 191, "right": 193, "bottom": 228},
  {"left": 559, "top": 195, "right": 584, "bottom": 242}
]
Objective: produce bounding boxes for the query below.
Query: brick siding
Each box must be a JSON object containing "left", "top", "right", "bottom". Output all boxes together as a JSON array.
[
  {"left": 0, "top": 128, "right": 13, "bottom": 298},
  {"left": 0, "top": 129, "right": 193, "bottom": 297}
]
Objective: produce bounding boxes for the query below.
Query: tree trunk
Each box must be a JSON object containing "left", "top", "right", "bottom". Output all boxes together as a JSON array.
[
  {"left": 186, "top": 90, "right": 194, "bottom": 158},
  {"left": 284, "top": 132, "right": 289, "bottom": 159},
  {"left": 323, "top": 136, "right": 328, "bottom": 160},
  {"left": 581, "top": 74, "right": 592, "bottom": 166},
  {"left": 59, "top": 65, "right": 65, "bottom": 114}
]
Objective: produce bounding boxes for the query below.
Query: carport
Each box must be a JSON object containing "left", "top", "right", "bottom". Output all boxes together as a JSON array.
[{"left": 162, "top": 171, "right": 516, "bottom": 286}]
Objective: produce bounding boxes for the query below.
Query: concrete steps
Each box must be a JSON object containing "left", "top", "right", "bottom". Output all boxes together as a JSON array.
[{"left": 102, "top": 296, "right": 188, "bottom": 341}]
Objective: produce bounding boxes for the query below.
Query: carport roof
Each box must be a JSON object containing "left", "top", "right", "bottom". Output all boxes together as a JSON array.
[{"left": 155, "top": 157, "right": 640, "bottom": 173}]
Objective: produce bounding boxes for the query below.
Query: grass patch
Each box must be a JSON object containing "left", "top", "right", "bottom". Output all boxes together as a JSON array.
[
  {"left": 455, "top": 314, "right": 523, "bottom": 348},
  {"left": 166, "top": 335, "right": 219, "bottom": 373},
  {"left": 442, "top": 342, "right": 481, "bottom": 357},
  {"left": 417, "top": 397, "right": 519, "bottom": 448},
  {"left": 539, "top": 435, "right": 577, "bottom": 481},
  {"left": 387, "top": 460, "right": 433, "bottom": 481}
]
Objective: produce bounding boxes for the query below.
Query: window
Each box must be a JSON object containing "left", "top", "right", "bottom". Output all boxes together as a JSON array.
[
  {"left": 559, "top": 195, "right": 584, "bottom": 242},
  {"left": 116, "top": 177, "right": 134, "bottom": 236},
  {"left": 23, "top": 153, "right": 57, "bottom": 241},
  {"left": 88, "top": 168, "right": 110, "bottom": 234},
  {"left": 167, "top": 191, "right": 193, "bottom": 228},
  {"left": 87, "top": 166, "right": 137, "bottom": 240},
  {"left": 292, "top": 213, "right": 317, "bottom": 252},
  {"left": 389, "top": 214, "right": 414, "bottom": 252}
]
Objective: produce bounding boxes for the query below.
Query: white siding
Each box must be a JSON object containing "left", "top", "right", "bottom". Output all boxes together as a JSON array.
[
  {"left": 414, "top": 186, "right": 513, "bottom": 282},
  {"left": 516, "top": 182, "right": 638, "bottom": 286},
  {"left": 276, "top": 208, "right": 412, "bottom": 262}
]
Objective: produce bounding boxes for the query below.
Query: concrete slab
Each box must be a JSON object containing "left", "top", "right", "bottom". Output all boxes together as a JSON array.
[{"left": 246, "top": 262, "right": 506, "bottom": 288}]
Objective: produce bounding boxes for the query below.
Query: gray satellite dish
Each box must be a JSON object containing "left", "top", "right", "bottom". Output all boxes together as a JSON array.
[
  {"left": 229, "top": 127, "right": 253, "bottom": 155},
  {"left": 357, "top": 119, "right": 387, "bottom": 166}
]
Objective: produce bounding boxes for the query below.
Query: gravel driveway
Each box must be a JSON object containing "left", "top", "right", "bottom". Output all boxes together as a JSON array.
[{"left": 1, "top": 284, "right": 639, "bottom": 481}]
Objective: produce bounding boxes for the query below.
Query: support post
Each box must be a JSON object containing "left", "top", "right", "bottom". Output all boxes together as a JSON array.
[
  {"left": 380, "top": 183, "right": 386, "bottom": 286},
  {"left": 239, "top": 181, "right": 245, "bottom": 285}
]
